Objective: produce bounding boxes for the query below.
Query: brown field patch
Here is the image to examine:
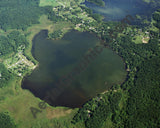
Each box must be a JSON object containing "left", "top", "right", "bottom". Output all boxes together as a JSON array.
[{"left": 46, "top": 107, "right": 72, "bottom": 119}]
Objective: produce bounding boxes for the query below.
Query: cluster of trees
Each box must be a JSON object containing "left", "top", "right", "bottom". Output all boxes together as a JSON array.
[
  {"left": 109, "top": 34, "right": 159, "bottom": 71},
  {"left": 0, "top": 112, "right": 16, "bottom": 128},
  {"left": 153, "top": 9, "right": 160, "bottom": 29},
  {"left": 46, "top": 6, "right": 64, "bottom": 23},
  {"left": 104, "top": 12, "right": 160, "bottom": 127},
  {"left": 0, "top": 31, "right": 28, "bottom": 56},
  {"left": 72, "top": 9, "right": 160, "bottom": 127},
  {"left": 72, "top": 91, "right": 122, "bottom": 128},
  {"left": 124, "top": 56, "right": 160, "bottom": 127},
  {"left": 48, "top": 30, "right": 63, "bottom": 39},
  {"left": 90, "top": 13, "right": 104, "bottom": 22},
  {"left": 0, "top": 63, "right": 13, "bottom": 88},
  {"left": 80, "top": 5, "right": 104, "bottom": 22},
  {"left": 0, "top": 36, "right": 13, "bottom": 56},
  {"left": 0, "top": 0, "right": 53, "bottom": 31},
  {"left": 80, "top": 5, "right": 93, "bottom": 15}
]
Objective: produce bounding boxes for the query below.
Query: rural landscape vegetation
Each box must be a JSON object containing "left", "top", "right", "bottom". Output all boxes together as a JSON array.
[{"left": 0, "top": 0, "right": 160, "bottom": 128}]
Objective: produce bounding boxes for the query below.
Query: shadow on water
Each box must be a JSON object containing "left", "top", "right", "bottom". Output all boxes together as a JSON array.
[
  {"left": 84, "top": 0, "right": 158, "bottom": 21},
  {"left": 22, "top": 30, "right": 127, "bottom": 108}
]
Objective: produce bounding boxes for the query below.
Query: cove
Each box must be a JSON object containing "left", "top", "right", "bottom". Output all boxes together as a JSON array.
[
  {"left": 84, "top": 0, "right": 158, "bottom": 21},
  {"left": 22, "top": 30, "right": 127, "bottom": 108}
]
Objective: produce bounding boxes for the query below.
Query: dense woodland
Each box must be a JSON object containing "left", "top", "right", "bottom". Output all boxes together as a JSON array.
[
  {"left": 0, "top": 31, "right": 28, "bottom": 56},
  {"left": 0, "top": 63, "right": 13, "bottom": 88},
  {"left": 72, "top": 91, "right": 123, "bottom": 128},
  {"left": 0, "top": 0, "right": 53, "bottom": 31},
  {"left": 0, "top": 112, "right": 17, "bottom": 128},
  {"left": 48, "top": 30, "right": 63, "bottom": 39},
  {"left": 0, "top": 0, "right": 53, "bottom": 89},
  {"left": 153, "top": 9, "right": 160, "bottom": 29},
  {"left": 72, "top": 9, "right": 160, "bottom": 128},
  {"left": 125, "top": 56, "right": 160, "bottom": 127}
]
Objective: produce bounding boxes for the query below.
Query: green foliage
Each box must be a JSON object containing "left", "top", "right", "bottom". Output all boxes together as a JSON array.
[
  {"left": 80, "top": 5, "right": 93, "bottom": 14},
  {"left": 0, "top": 112, "right": 17, "bottom": 128},
  {"left": 90, "top": 13, "right": 103, "bottom": 22},
  {"left": 108, "top": 31, "right": 160, "bottom": 72},
  {"left": 0, "top": 36, "right": 13, "bottom": 56},
  {"left": 72, "top": 92, "right": 122, "bottom": 128},
  {"left": 49, "top": 30, "right": 63, "bottom": 39},
  {"left": 152, "top": 10, "right": 160, "bottom": 29},
  {"left": 153, "top": 12, "right": 160, "bottom": 21},
  {"left": 0, "top": 63, "right": 13, "bottom": 88},
  {"left": 125, "top": 57, "right": 160, "bottom": 128},
  {"left": 0, "top": 31, "right": 28, "bottom": 56},
  {"left": 0, "top": 0, "right": 52, "bottom": 31},
  {"left": 46, "top": 6, "right": 64, "bottom": 22},
  {"left": 72, "top": 9, "right": 160, "bottom": 127}
]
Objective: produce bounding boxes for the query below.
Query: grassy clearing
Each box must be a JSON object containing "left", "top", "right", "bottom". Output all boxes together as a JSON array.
[
  {"left": 0, "top": 13, "right": 76, "bottom": 128},
  {"left": 0, "top": 78, "right": 43, "bottom": 127},
  {"left": 24, "top": 14, "right": 73, "bottom": 51},
  {"left": 0, "top": 0, "right": 91, "bottom": 127},
  {"left": 25, "top": 15, "right": 54, "bottom": 43},
  {"left": 40, "top": 0, "right": 85, "bottom": 7},
  {"left": 0, "top": 77, "right": 79, "bottom": 128},
  {"left": 23, "top": 15, "right": 54, "bottom": 65},
  {"left": 39, "top": 0, "right": 58, "bottom": 7},
  {"left": 133, "top": 35, "right": 143, "bottom": 44},
  {"left": 50, "top": 21, "right": 74, "bottom": 35}
]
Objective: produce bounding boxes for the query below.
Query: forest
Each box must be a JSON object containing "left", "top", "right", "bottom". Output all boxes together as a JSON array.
[
  {"left": 72, "top": 90, "right": 123, "bottom": 128},
  {"left": 48, "top": 30, "right": 63, "bottom": 39},
  {"left": 72, "top": 9, "right": 160, "bottom": 128},
  {"left": 0, "top": 112, "right": 16, "bottom": 128},
  {"left": 0, "top": 0, "right": 54, "bottom": 89},
  {"left": 153, "top": 9, "right": 160, "bottom": 29},
  {"left": 0, "top": 0, "right": 52, "bottom": 31},
  {"left": 0, "top": 63, "right": 13, "bottom": 88},
  {"left": 0, "top": 31, "right": 28, "bottom": 56}
]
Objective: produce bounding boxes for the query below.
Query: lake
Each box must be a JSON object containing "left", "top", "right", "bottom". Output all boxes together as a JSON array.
[
  {"left": 22, "top": 30, "right": 126, "bottom": 108},
  {"left": 84, "top": 0, "right": 158, "bottom": 21}
]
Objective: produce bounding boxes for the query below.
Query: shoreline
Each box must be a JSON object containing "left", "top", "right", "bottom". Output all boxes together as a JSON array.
[
  {"left": 23, "top": 28, "right": 128, "bottom": 110},
  {"left": 20, "top": 2, "right": 130, "bottom": 114}
]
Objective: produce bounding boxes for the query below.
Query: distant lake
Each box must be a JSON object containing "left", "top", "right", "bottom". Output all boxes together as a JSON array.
[
  {"left": 84, "top": 0, "right": 158, "bottom": 21},
  {"left": 22, "top": 30, "right": 126, "bottom": 108}
]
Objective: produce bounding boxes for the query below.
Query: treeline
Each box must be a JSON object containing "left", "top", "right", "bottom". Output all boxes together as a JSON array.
[
  {"left": 48, "top": 30, "right": 63, "bottom": 39},
  {"left": 0, "top": 63, "right": 13, "bottom": 88},
  {"left": 72, "top": 90, "right": 123, "bottom": 128},
  {"left": 109, "top": 34, "right": 159, "bottom": 71},
  {"left": 0, "top": 112, "right": 17, "bottom": 128},
  {"left": 0, "top": 0, "right": 53, "bottom": 31},
  {"left": 46, "top": 6, "right": 64, "bottom": 23},
  {"left": 0, "top": 31, "right": 28, "bottom": 56},
  {"left": 124, "top": 56, "right": 160, "bottom": 127},
  {"left": 152, "top": 9, "right": 160, "bottom": 29},
  {"left": 72, "top": 9, "right": 160, "bottom": 127},
  {"left": 80, "top": 5, "right": 104, "bottom": 22}
]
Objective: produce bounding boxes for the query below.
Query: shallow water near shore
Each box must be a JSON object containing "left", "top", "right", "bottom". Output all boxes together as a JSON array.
[
  {"left": 22, "top": 30, "right": 126, "bottom": 108},
  {"left": 84, "top": 0, "right": 158, "bottom": 21}
]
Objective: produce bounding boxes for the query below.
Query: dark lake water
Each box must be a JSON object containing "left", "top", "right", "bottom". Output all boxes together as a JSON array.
[
  {"left": 22, "top": 30, "right": 126, "bottom": 108},
  {"left": 84, "top": 0, "right": 158, "bottom": 21}
]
